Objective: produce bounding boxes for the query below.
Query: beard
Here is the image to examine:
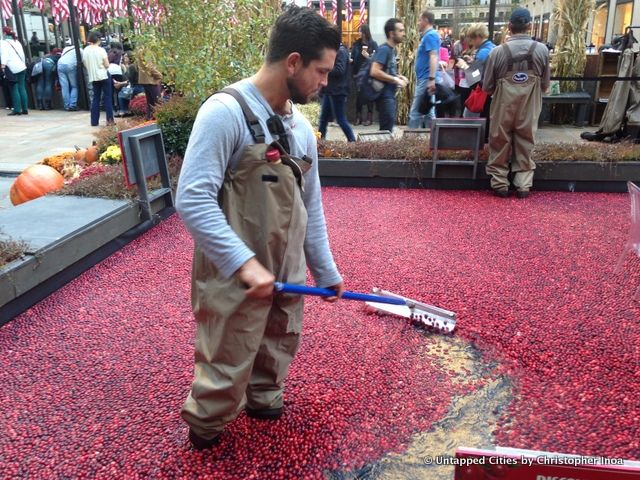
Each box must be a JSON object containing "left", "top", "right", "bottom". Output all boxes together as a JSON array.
[{"left": 287, "top": 76, "right": 311, "bottom": 104}]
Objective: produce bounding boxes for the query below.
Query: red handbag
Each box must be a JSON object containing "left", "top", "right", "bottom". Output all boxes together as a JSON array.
[{"left": 464, "top": 84, "right": 489, "bottom": 114}]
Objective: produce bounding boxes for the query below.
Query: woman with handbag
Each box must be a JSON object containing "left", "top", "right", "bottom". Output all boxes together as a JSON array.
[
  {"left": 0, "top": 27, "right": 28, "bottom": 116},
  {"left": 115, "top": 52, "right": 144, "bottom": 117},
  {"left": 458, "top": 23, "right": 495, "bottom": 141}
]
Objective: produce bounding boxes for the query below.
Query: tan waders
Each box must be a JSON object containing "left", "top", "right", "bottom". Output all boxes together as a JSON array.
[
  {"left": 181, "top": 89, "right": 311, "bottom": 440},
  {"left": 486, "top": 42, "right": 542, "bottom": 194}
]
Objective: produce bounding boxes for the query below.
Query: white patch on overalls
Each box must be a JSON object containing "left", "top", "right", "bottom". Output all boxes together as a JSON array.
[{"left": 512, "top": 72, "right": 529, "bottom": 83}]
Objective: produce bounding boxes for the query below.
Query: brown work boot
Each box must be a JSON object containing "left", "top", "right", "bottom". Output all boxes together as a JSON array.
[
  {"left": 245, "top": 406, "right": 283, "bottom": 420},
  {"left": 492, "top": 189, "right": 510, "bottom": 198},
  {"left": 188, "top": 429, "right": 221, "bottom": 451}
]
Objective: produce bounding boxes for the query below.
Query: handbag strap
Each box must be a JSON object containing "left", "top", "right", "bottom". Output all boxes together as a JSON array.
[{"left": 6, "top": 40, "right": 25, "bottom": 65}]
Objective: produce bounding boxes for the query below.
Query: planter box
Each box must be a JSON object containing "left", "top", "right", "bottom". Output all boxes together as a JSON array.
[
  {"left": 318, "top": 158, "right": 640, "bottom": 192},
  {"left": 0, "top": 193, "right": 172, "bottom": 325}
]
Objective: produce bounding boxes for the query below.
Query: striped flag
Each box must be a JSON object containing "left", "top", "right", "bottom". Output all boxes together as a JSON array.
[
  {"left": 331, "top": 0, "right": 337, "bottom": 24},
  {"left": 358, "top": 0, "right": 367, "bottom": 28},
  {"left": 346, "top": 0, "right": 352, "bottom": 23},
  {"left": 306, "top": 0, "right": 313, "bottom": 9},
  {"left": 318, "top": 0, "right": 325, "bottom": 18},
  {"left": 32, "top": 0, "right": 45, "bottom": 10},
  {"left": 0, "top": 0, "right": 13, "bottom": 19},
  {"left": 51, "top": 0, "right": 70, "bottom": 24}
]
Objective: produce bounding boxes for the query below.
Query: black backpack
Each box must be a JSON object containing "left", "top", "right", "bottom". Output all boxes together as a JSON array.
[{"left": 355, "top": 44, "right": 393, "bottom": 102}]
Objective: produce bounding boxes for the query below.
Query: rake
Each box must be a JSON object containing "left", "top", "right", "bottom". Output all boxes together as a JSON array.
[{"left": 274, "top": 283, "right": 456, "bottom": 334}]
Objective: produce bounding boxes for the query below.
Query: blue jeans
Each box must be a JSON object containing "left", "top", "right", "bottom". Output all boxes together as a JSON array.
[
  {"left": 318, "top": 94, "right": 355, "bottom": 142},
  {"left": 118, "top": 85, "right": 144, "bottom": 112},
  {"left": 57, "top": 63, "right": 78, "bottom": 109},
  {"left": 91, "top": 75, "right": 114, "bottom": 126},
  {"left": 408, "top": 78, "right": 435, "bottom": 128},
  {"left": 376, "top": 95, "right": 397, "bottom": 132},
  {"left": 36, "top": 59, "right": 56, "bottom": 103}
]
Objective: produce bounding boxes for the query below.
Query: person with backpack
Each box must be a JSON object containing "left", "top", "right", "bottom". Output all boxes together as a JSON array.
[
  {"left": 175, "top": 6, "right": 344, "bottom": 450},
  {"left": 36, "top": 48, "right": 62, "bottom": 110},
  {"left": 318, "top": 43, "right": 355, "bottom": 142},
  {"left": 369, "top": 18, "right": 408, "bottom": 132},
  {"left": 408, "top": 10, "right": 440, "bottom": 128},
  {"left": 351, "top": 24, "right": 378, "bottom": 126}
]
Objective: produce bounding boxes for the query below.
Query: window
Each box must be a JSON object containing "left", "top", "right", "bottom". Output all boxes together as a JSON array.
[
  {"left": 461, "top": 12, "right": 466, "bottom": 18},
  {"left": 441, "top": 13, "right": 447, "bottom": 19},
  {"left": 613, "top": 1, "right": 633, "bottom": 37},
  {"left": 448, "top": 13, "right": 453, "bottom": 19},
  {"left": 498, "top": 11, "right": 504, "bottom": 17},
  {"left": 591, "top": 4, "right": 607, "bottom": 47},
  {"left": 479, "top": 12, "right": 485, "bottom": 17}
]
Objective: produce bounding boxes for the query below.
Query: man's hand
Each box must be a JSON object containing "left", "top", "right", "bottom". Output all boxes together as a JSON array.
[
  {"left": 236, "top": 257, "right": 275, "bottom": 299},
  {"left": 322, "top": 281, "right": 345, "bottom": 303},
  {"left": 395, "top": 76, "right": 408, "bottom": 88},
  {"left": 428, "top": 79, "right": 436, "bottom": 94}
]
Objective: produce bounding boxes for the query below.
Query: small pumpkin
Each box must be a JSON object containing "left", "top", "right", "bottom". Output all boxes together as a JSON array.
[
  {"left": 10, "top": 164, "right": 65, "bottom": 206},
  {"left": 74, "top": 146, "right": 87, "bottom": 163},
  {"left": 85, "top": 145, "right": 99, "bottom": 165}
]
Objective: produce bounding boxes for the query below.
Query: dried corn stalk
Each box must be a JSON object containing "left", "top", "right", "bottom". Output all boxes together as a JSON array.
[
  {"left": 395, "top": 0, "right": 425, "bottom": 125},
  {"left": 552, "top": 0, "right": 594, "bottom": 92}
]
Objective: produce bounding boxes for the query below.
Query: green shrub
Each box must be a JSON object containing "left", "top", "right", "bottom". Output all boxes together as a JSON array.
[
  {"left": 154, "top": 95, "right": 200, "bottom": 157},
  {"left": 295, "top": 101, "right": 321, "bottom": 129}
]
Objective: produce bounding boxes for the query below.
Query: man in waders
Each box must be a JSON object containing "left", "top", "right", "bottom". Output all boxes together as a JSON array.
[
  {"left": 482, "top": 7, "right": 550, "bottom": 199},
  {"left": 175, "top": 6, "right": 344, "bottom": 450}
]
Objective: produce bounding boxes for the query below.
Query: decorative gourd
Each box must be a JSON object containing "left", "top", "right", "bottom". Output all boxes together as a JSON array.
[
  {"left": 85, "top": 145, "right": 99, "bottom": 165},
  {"left": 9, "top": 164, "right": 65, "bottom": 206}
]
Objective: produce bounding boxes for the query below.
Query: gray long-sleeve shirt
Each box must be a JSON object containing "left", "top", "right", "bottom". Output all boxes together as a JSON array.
[
  {"left": 175, "top": 79, "right": 342, "bottom": 288},
  {"left": 482, "top": 35, "right": 551, "bottom": 95}
]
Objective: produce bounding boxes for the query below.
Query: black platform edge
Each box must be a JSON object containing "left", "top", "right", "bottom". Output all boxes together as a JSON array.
[
  {"left": 318, "top": 159, "right": 640, "bottom": 193},
  {"left": 0, "top": 207, "right": 175, "bottom": 326}
]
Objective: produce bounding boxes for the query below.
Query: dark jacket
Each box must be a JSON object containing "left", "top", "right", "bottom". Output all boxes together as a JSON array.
[
  {"left": 322, "top": 44, "right": 350, "bottom": 96},
  {"left": 351, "top": 38, "right": 378, "bottom": 76}
]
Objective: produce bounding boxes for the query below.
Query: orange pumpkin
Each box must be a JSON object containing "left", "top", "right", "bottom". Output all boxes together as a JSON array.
[
  {"left": 74, "top": 148, "right": 87, "bottom": 163},
  {"left": 10, "top": 164, "right": 65, "bottom": 206},
  {"left": 85, "top": 145, "right": 99, "bottom": 165}
]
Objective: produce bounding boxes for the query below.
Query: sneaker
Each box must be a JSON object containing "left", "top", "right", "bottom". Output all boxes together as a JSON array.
[
  {"left": 188, "top": 429, "right": 221, "bottom": 451},
  {"left": 245, "top": 406, "right": 283, "bottom": 420},
  {"left": 492, "top": 189, "right": 510, "bottom": 198},
  {"left": 516, "top": 190, "right": 530, "bottom": 199},
  {"left": 68, "top": 106, "right": 78, "bottom": 111}
]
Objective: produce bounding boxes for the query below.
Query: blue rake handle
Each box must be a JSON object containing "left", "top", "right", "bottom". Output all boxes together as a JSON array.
[{"left": 274, "top": 282, "right": 406, "bottom": 306}]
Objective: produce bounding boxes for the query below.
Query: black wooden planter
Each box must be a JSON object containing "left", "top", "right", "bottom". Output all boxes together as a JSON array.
[
  {"left": 0, "top": 193, "right": 174, "bottom": 325},
  {"left": 318, "top": 159, "right": 640, "bottom": 193}
]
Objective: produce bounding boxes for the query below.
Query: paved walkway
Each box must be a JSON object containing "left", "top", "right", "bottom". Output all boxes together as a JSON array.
[{"left": 0, "top": 108, "right": 589, "bottom": 210}]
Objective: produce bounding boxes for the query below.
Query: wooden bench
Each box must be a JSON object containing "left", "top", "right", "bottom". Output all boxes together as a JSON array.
[{"left": 539, "top": 92, "right": 592, "bottom": 128}]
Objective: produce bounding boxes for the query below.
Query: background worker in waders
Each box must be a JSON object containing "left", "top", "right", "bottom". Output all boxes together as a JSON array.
[
  {"left": 482, "top": 7, "right": 550, "bottom": 199},
  {"left": 175, "top": 6, "right": 345, "bottom": 450}
]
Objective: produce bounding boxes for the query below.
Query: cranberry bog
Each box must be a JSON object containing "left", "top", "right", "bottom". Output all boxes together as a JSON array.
[{"left": 0, "top": 188, "right": 638, "bottom": 479}]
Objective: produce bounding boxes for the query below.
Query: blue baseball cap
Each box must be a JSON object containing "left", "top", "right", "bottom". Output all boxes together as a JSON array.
[{"left": 510, "top": 7, "right": 532, "bottom": 25}]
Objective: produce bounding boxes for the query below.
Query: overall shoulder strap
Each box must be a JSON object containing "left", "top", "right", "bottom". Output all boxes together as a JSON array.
[
  {"left": 525, "top": 41, "right": 538, "bottom": 70},
  {"left": 503, "top": 43, "right": 515, "bottom": 70},
  {"left": 219, "top": 87, "right": 266, "bottom": 144}
]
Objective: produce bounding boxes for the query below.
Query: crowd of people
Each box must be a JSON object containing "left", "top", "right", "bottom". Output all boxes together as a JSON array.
[
  {"left": 0, "top": 26, "right": 163, "bottom": 125},
  {"left": 319, "top": 7, "right": 550, "bottom": 197}
]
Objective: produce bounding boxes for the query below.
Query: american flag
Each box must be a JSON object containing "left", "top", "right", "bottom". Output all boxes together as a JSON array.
[
  {"left": 318, "top": 0, "right": 325, "bottom": 18},
  {"left": 306, "top": 0, "right": 313, "bottom": 9},
  {"left": 0, "top": 0, "right": 13, "bottom": 20},
  {"left": 346, "top": 0, "right": 352, "bottom": 23},
  {"left": 51, "top": 0, "right": 70, "bottom": 24},
  {"left": 358, "top": 0, "right": 367, "bottom": 28},
  {"left": 331, "top": 0, "right": 337, "bottom": 24},
  {"left": 32, "top": 0, "right": 45, "bottom": 10}
]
